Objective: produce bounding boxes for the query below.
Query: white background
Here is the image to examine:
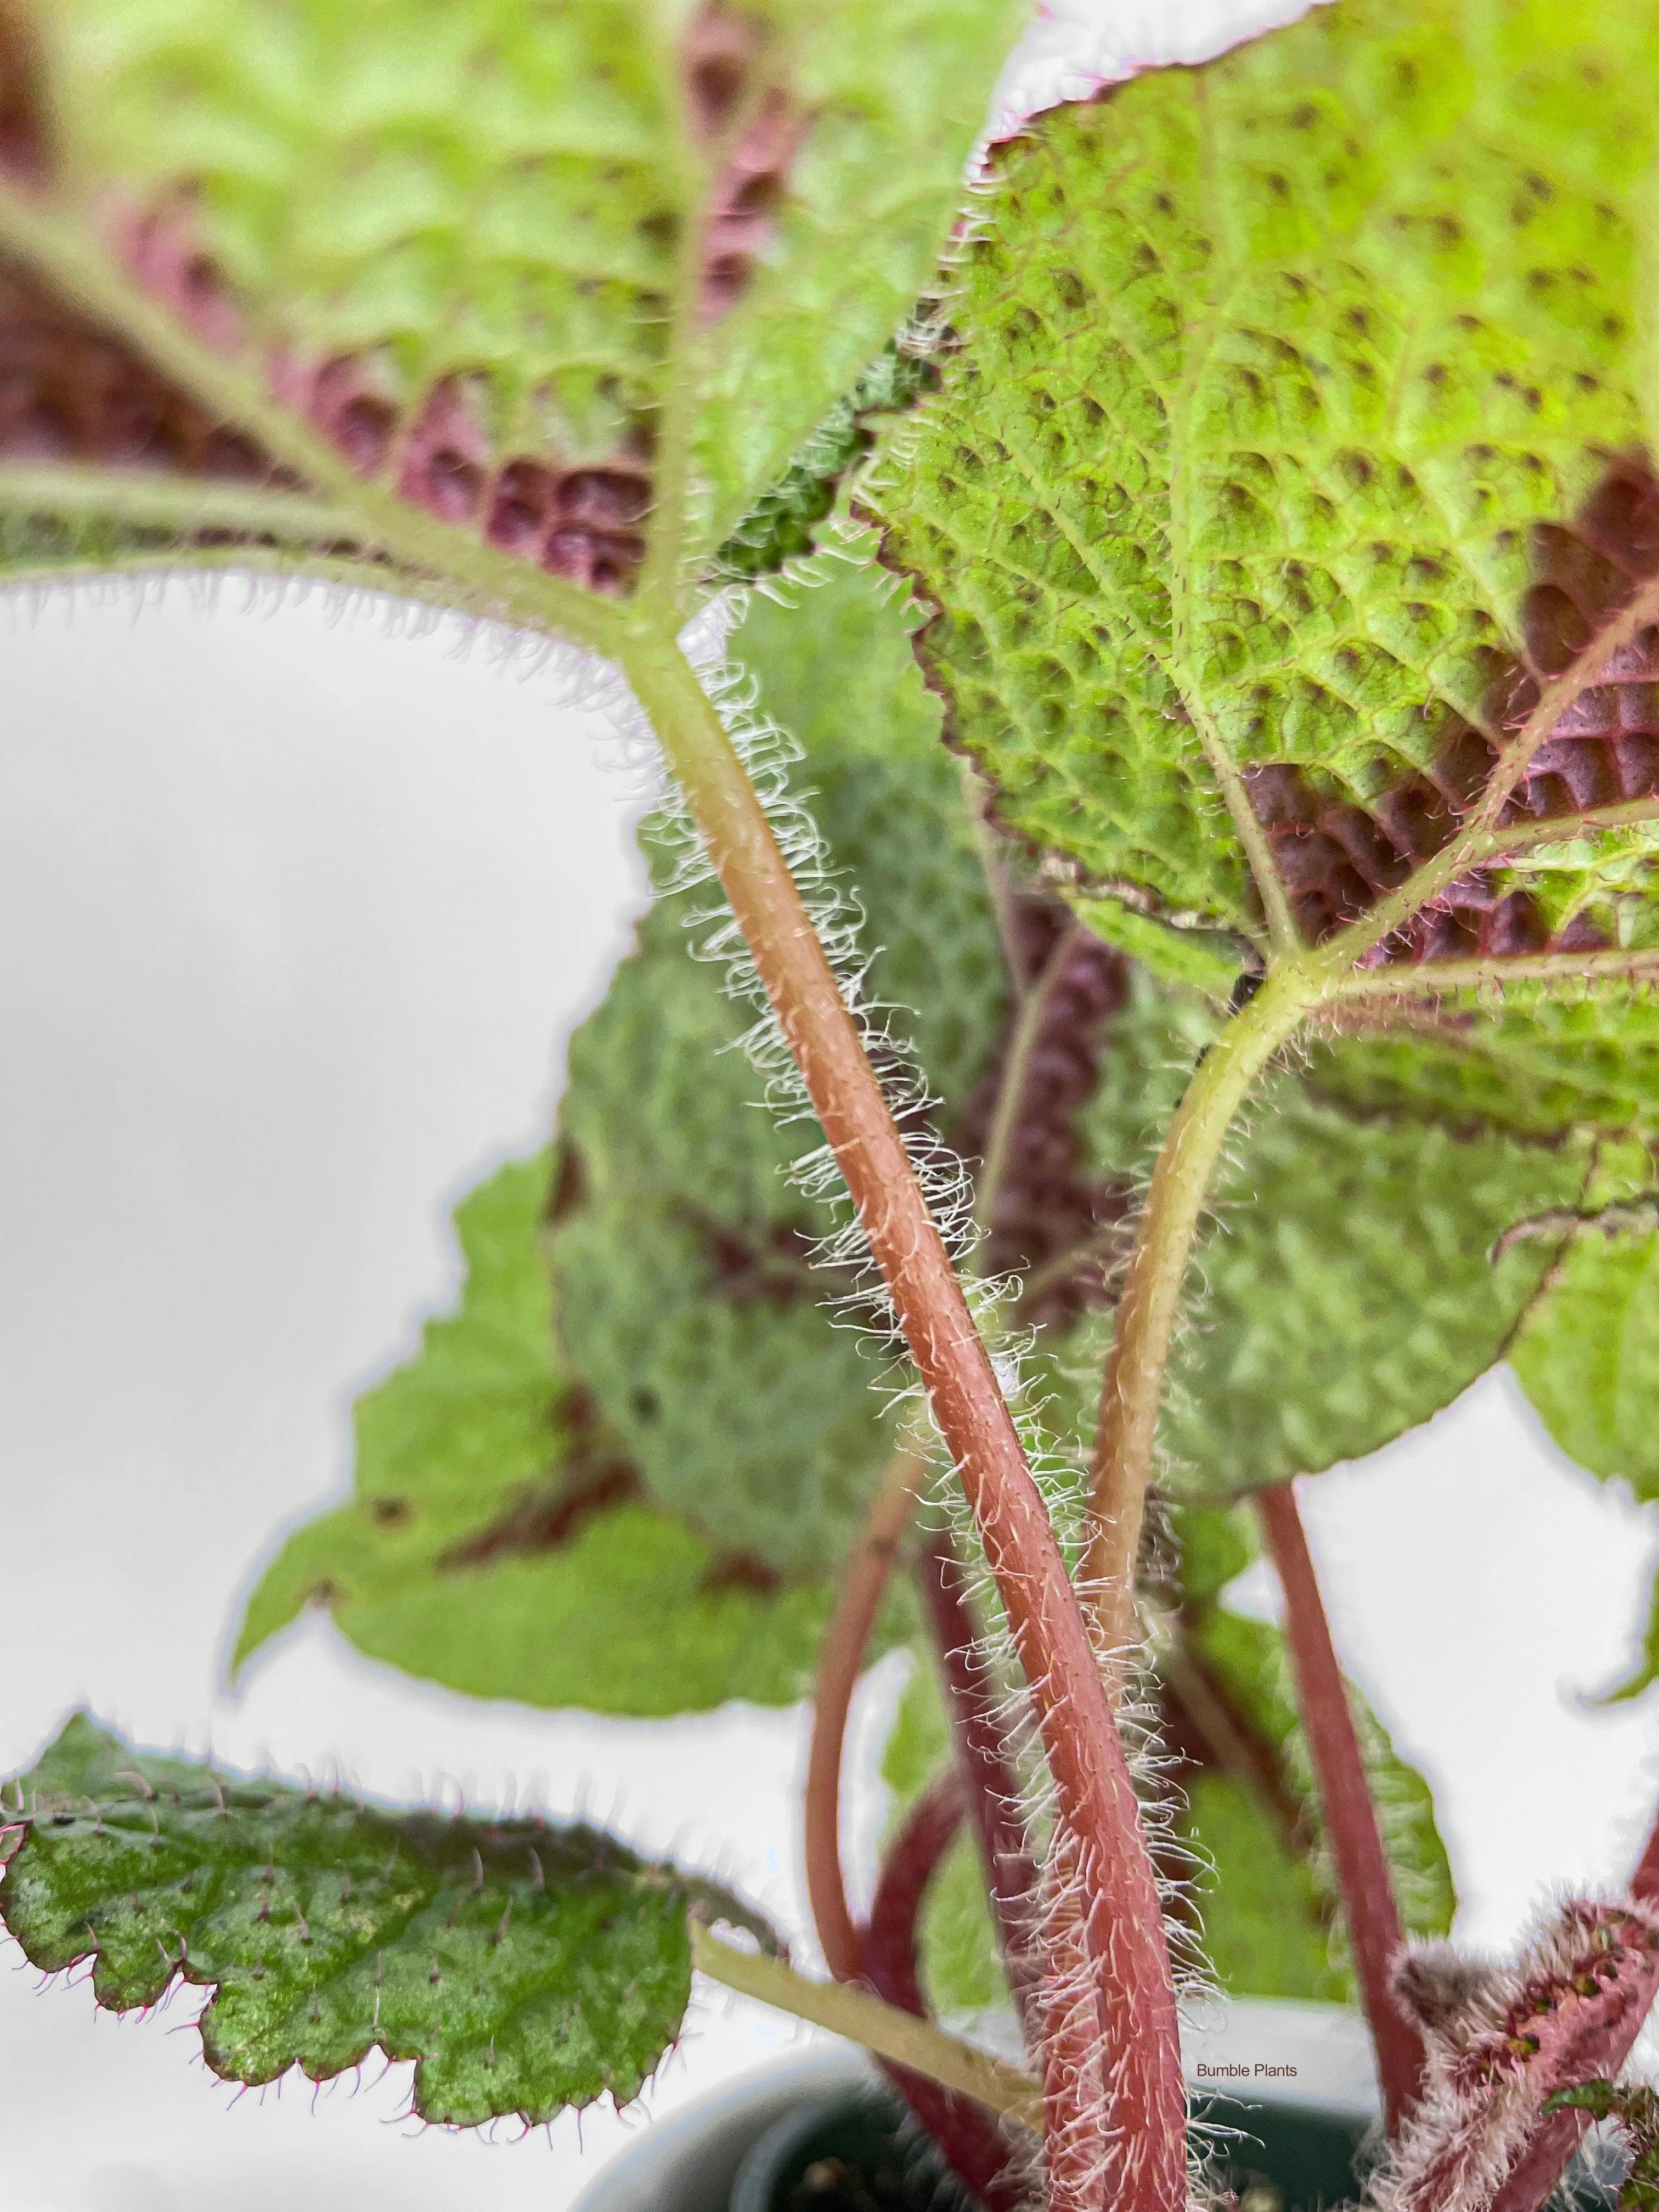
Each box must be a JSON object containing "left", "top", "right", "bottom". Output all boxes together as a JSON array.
[{"left": 4, "top": 5, "right": 1659, "bottom": 2209}]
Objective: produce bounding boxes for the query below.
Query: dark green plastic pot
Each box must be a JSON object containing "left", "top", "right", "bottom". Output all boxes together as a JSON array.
[
  {"left": 572, "top": 2000, "right": 1383, "bottom": 2212},
  {"left": 722, "top": 2080, "right": 1371, "bottom": 2212}
]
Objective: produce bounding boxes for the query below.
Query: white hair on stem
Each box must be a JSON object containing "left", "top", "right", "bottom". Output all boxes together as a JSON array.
[{"left": 580, "top": 585, "right": 1227, "bottom": 2205}]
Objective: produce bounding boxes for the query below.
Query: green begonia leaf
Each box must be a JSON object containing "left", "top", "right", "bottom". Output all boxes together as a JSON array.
[
  {"left": 872, "top": 0, "right": 1659, "bottom": 952},
  {"left": 1164, "top": 1082, "right": 1592, "bottom": 1492},
  {"left": 1069, "top": 972, "right": 1592, "bottom": 1497},
  {"left": 1508, "top": 1222, "right": 1659, "bottom": 1700},
  {"left": 1068, "top": 893, "right": 1245, "bottom": 1002},
  {"left": 0, "top": 1713, "right": 765, "bottom": 2123},
  {"left": 0, "top": 0, "right": 1019, "bottom": 599},
  {"left": 1183, "top": 1775, "right": 1339, "bottom": 2001},
  {"left": 1513, "top": 1229, "right": 1659, "bottom": 1498},
  {"left": 1184, "top": 1590, "right": 1456, "bottom": 1968},
  {"left": 712, "top": 345, "right": 935, "bottom": 585},
  {"left": 1306, "top": 989, "right": 1659, "bottom": 1147},
  {"left": 1164, "top": 1504, "right": 1453, "bottom": 2002},
  {"left": 235, "top": 1152, "right": 889, "bottom": 1713}
]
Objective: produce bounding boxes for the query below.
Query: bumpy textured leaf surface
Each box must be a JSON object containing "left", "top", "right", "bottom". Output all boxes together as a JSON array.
[
  {"left": 0, "top": 149, "right": 332, "bottom": 580},
  {"left": 1308, "top": 988, "right": 1659, "bottom": 1144},
  {"left": 1165, "top": 1084, "right": 1592, "bottom": 1488},
  {"left": 1514, "top": 1231, "right": 1659, "bottom": 1498},
  {"left": 873, "top": 0, "right": 1659, "bottom": 960},
  {"left": 236, "top": 1153, "right": 874, "bottom": 1714},
  {"left": 0, "top": 1713, "right": 748, "bottom": 2122},
  {"left": 5, "top": 0, "right": 1019, "bottom": 595},
  {"left": 1066, "top": 971, "right": 1592, "bottom": 1494},
  {"left": 1508, "top": 1220, "right": 1659, "bottom": 1699},
  {"left": 712, "top": 343, "right": 935, "bottom": 584}
]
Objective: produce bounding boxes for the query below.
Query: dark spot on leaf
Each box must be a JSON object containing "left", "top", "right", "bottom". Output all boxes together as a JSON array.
[
  {"left": 438, "top": 1412, "right": 641, "bottom": 1572},
  {"left": 546, "top": 1140, "right": 588, "bottom": 1226},
  {"left": 699, "top": 1551, "right": 781, "bottom": 1596},
  {"left": 0, "top": 2, "right": 50, "bottom": 182},
  {"left": 0, "top": 261, "right": 287, "bottom": 484},
  {"left": 684, "top": 2, "right": 758, "bottom": 137}
]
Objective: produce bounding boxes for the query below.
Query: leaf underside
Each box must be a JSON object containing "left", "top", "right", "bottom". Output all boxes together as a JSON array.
[
  {"left": 0, "top": 0, "right": 1021, "bottom": 604},
  {"left": 0, "top": 1713, "right": 757, "bottom": 2124},
  {"left": 873, "top": 0, "right": 1659, "bottom": 960}
]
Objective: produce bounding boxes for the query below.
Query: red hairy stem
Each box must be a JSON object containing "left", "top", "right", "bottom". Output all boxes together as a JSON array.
[
  {"left": 1038, "top": 1830, "right": 1113, "bottom": 2212},
  {"left": 804, "top": 1448, "right": 923, "bottom": 1981},
  {"left": 864, "top": 1769, "right": 1028, "bottom": 2211},
  {"left": 627, "top": 636, "right": 1186, "bottom": 2212},
  {"left": 1487, "top": 2114, "right": 1610, "bottom": 2212},
  {"left": 1255, "top": 1482, "right": 1425, "bottom": 2130},
  {"left": 917, "top": 1535, "right": 1043, "bottom": 2037}
]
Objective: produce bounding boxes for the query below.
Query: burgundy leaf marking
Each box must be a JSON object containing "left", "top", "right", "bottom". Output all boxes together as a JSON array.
[
  {"left": 956, "top": 895, "right": 1133, "bottom": 1327},
  {"left": 0, "top": 257, "right": 277, "bottom": 482},
  {"left": 684, "top": 2, "right": 805, "bottom": 325},
  {"left": 435, "top": 1390, "right": 642, "bottom": 1573},
  {"left": 1247, "top": 458, "right": 1659, "bottom": 962}
]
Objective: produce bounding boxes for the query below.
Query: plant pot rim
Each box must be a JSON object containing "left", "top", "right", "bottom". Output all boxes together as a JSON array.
[
  {"left": 570, "top": 1996, "right": 1381, "bottom": 2212},
  {"left": 572, "top": 2046, "right": 875, "bottom": 2212}
]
